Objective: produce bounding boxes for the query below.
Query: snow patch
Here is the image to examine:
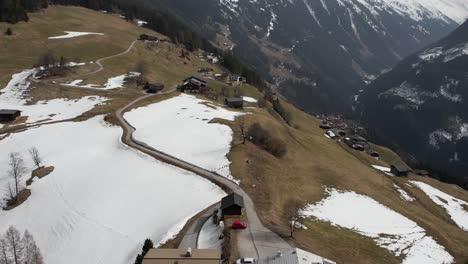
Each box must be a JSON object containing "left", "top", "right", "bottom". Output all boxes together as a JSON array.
[
  {"left": 301, "top": 188, "right": 454, "bottom": 264},
  {"left": 371, "top": 165, "right": 394, "bottom": 176},
  {"left": 394, "top": 184, "right": 416, "bottom": 202},
  {"left": 0, "top": 69, "right": 106, "bottom": 125},
  {"left": 48, "top": 31, "right": 104, "bottom": 39},
  {"left": 62, "top": 72, "right": 140, "bottom": 90},
  {"left": 242, "top": 96, "right": 258, "bottom": 103},
  {"left": 198, "top": 219, "right": 224, "bottom": 249},
  {"left": 411, "top": 181, "right": 468, "bottom": 231}
]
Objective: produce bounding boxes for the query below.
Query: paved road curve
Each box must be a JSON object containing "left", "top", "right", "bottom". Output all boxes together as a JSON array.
[{"left": 115, "top": 92, "right": 292, "bottom": 263}]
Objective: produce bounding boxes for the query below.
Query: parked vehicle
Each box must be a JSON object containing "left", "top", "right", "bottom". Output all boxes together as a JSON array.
[
  {"left": 232, "top": 220, "right": 247, "bottom": 229},
  {"left": 236, "top": 257, "right": 256, "bottom": 264}
]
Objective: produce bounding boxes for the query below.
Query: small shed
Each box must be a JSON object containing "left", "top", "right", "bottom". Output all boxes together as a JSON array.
[
  {"left": 221, "top": 193, "right": 244, "bottom": 217},
  {"left": 0, "top": 109, "right": 21, "bottom": 122},
  {"left": 225, "top": 97, "right": 244, "bottom": 108},
  {"left": 144, "top": 83, "right": 164, "bottom": 94},
  {"left": 391, "top": 164, "right": 411, "bottom": 177}
]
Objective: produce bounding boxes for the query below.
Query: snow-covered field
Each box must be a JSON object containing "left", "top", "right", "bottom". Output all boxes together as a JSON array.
[
  {"left": 301, "top": 188, "right": 454, "bottom": 264},
  {"left": 62, "top": 72, "right": 140, "bottom": 90},
  {"left": 0, "top": 116, "right": 225, "bottom": 264},
  {"left": 0, "top": 69, "right": 106, "bottom": 126},
  {"left": 411, "top": 181, "right": 468, "bottom": 231},
  {"left": 48, "top": 31, "right": 104, "bottom": 39},
  {"left": 198, "top": 219, "right": 224, "bottom": 249},
  {"left": 125, "top": 94, "right": 243, "bottom": 181}
]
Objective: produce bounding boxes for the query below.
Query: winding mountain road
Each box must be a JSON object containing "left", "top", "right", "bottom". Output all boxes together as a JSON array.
[{"left": 115, "top": 91, "right": 292, "bottom": 263}]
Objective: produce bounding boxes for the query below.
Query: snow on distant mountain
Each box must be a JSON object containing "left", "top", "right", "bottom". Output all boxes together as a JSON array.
[{"left": 157, "top": 0, "right": 468, "bottom": 113}]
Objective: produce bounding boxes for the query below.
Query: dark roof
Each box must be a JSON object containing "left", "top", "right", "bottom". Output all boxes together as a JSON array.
[
  {"left": 221, "top": 193, "right": 244, "bottom": 210},
  {"left": 225, "top": 97, "right": 244, "bottom": 103},
  {"left": 392, "top": 164, "right": 411, "bottom": 172},
  {"left": 0, "top": 109, "right": 21, "bottom": 115},
  {"left": 347, "top": 134, "right": 367, "bottom": 142},
  {"left": 183, "top": 76, "right": 207, "bottom": 84}
]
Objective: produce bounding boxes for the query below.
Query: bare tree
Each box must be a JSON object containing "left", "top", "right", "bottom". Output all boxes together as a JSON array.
[
  {"left": 5, "top": 28, "right": 13, "bottom": 36},
  {"left": 0, "top": 239, "right": 10, "bottom": 264},
  {"left": 284, "top": 199, "right": 302, "bottom": 238},
  {"left": 8, "top": 153, "right": 27, "bottom": 200},
  {"left": 22, "top": 231, "right": 43, "bottom": 264},
  {"left": 28, "top": 147, "right": 42, "bottom": 169},
  {"left": 5, "top": 227, "right": 23, "bottom": 264}
]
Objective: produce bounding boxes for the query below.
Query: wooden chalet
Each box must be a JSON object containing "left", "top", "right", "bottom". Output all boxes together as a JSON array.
[
  {"left": 391, "top": 164, "right": 411, "bottom": 177},
  {"left": 224, "top": 97, "right": 244, "bottom": 108},
  {"left": 221, "top": 193, "right": 244, "bottom": 217},
  {"left": 0, "top": 109, "right": 21, "bottom": 123},
  {"left": 179, "top": 76, "right": 208, "bottom": 93}
]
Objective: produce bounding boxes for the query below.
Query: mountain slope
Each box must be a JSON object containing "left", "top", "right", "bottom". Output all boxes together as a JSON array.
[
  {"left": 152, "top": 0, "right": 468, "bottom": 113},
  {"left": 360, "top": 19, "right": 468, "bottom": 188},
  {"left": 1, "top": 5, "right": 467, "bottom": 264}
]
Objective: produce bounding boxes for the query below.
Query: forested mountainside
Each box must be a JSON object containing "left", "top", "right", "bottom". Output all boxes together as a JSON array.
[
  {"left": 0, "top": 0, "right": 48, "bottom": 23},
  {"left": 149, "top": 0, "right": 468, "bottom": 113},
  {"left": 360, "top": 19, "right": 468, "bottom": 189}
]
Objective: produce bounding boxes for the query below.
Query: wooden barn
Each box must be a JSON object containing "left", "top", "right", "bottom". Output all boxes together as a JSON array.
[
  {"left": 0, "top": 109, "right": 21, "bottom": 123},
  {"left": 179, "top": 76, "right": 207, "bottom": 93},
  {"left": 144, "top": 83, "right": 164, "bottom": 94},
  {"left": 391, "top": 164, "right": 411, "bottom": 177},
  {"left": 221, "top": 193, "right": 244, "bottom": 217},
  {"left": 224, "top": 97, "right": 244, "bottom": 108}
]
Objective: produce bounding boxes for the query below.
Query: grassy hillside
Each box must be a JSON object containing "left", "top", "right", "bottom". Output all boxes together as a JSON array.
[
  {"left": 0, "top": 5, "right": 467, "bottom": 264},
  {"left": 226, "top": 98, "right": 468, "bottom": 263}
]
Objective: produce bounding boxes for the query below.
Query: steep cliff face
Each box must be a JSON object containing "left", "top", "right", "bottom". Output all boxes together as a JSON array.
[
  {"left": 154, "top": 0, "right": 467, "bottom": 113},
  {"left": 360, "top": 19, "right": 468, "bottom": 187}
]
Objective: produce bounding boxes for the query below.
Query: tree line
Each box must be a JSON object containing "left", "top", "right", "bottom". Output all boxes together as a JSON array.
[
  {"left": 0, "top": 226, "right": 43, "bottom": 264},
  {"left": 0, "top": 0, "right": 48, "bottom": 23}
]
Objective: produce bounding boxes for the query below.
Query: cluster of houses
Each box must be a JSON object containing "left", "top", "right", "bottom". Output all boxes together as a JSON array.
[
  {"left": 178, "top": 76, "right": 247, "bottom": 109},
  {"left": 197, "top": 68, "right": 246, "bottom": 87},
  {"left": 138, "top": 34, "right": 170, "bottom": 43},
  {"left": 320, "top": 118, "right": 381, "bottom": 158}
]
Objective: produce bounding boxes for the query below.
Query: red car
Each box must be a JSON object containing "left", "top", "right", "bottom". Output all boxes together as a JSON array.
[{"left": 232, "top": 220, "right": 247, "bottom": 229}]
